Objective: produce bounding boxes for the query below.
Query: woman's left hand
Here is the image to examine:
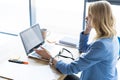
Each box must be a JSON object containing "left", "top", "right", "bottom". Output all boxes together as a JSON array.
[{"left": 84, "top": 16, "right": 92, "bottom": 34}]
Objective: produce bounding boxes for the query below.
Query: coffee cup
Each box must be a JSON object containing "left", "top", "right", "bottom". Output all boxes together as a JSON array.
[{"left": 41, "top": 28, "right": 50, "bottom": 40}]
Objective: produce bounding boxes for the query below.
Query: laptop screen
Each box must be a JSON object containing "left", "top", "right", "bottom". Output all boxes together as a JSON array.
[{"left": 20, "top": 24, "right": 44, "bottom": 54}]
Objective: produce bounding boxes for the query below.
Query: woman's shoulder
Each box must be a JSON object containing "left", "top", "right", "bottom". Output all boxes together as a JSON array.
[
  {"left": 92, "top": 38, "right": 112, "bottom": 47},
  {"left": 92, "top": 37, "right": 117, "bottom": 49},
  {"left": 95, "top": 37, "right": 113, "bottom": 43}
]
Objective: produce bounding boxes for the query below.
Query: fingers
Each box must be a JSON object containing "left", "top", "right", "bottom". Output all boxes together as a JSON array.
[
  {"left": 85, "top": 16, "right": 88, "bottom": 20},
  {"left": 40, "top": 46, "right": 45, "bottom": 50},
  {"left": 34, "top": 46, "right": 44, "bottom": 50},
  {"left": 85, "top": 17, "right": 88, "bottom": 24},
  {"left": 34, "top": 46, "right": 47, "bottom": 54}
]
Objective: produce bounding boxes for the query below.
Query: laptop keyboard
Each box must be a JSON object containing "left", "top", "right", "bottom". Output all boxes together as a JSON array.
[
  {"left": 29, "top": 43, "right": 62, "bottom": 59},
  {"left": 29, "top": 51, "right": 42, "bottom": 59},
  {"left": 42, "top": 43, "right": 62, "bottom": 57},
  {"left": 42, "top": 43, "right": 54, "bottom": 51}
]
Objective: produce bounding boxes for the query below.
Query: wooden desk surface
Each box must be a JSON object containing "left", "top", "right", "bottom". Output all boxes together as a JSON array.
[
  {"left": 2, "top": 33, "right": 120, "bottom": 80},
  {"left": 0, "top": 33, "right": 80, "bottom": 80}
]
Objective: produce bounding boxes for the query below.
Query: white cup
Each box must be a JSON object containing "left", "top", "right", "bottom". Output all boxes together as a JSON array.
[{"left": 41, "top": 28, "right": 50, "bottom": 40}]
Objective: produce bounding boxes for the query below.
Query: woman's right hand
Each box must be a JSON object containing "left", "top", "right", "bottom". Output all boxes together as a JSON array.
[
  {"left": 34, "top": 47, "right": 58, "bottom": 66},
  {"left": 34, "top": 47, "right": 51, "bottom": 60}
]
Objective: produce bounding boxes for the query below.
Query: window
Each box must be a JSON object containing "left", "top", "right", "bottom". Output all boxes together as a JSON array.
[
  {"left": 112, "top": 5, "right": 120, "bottom": 36},
  {"left": 0, "top": 0, "right": 30, "bottom": 35},
  {"left": 34, "top": 0, "right": 84, "bottom": 36}
]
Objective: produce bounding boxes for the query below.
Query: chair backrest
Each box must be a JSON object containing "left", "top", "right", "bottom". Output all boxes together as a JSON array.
[
  {"left": 118, "top": 37, "right": 120, "bottom": 59},
  {"left": 118, "top": 37, "right": 120, "bottom": 42}
]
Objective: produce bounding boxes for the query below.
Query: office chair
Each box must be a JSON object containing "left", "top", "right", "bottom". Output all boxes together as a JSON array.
[{"left": 118, "top": 37, "right": 120, "bottom": 60}]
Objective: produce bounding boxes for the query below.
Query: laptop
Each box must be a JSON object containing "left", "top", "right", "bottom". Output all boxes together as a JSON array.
[{"left": 19, "top": 24, "right": 60, "bottom": 61}]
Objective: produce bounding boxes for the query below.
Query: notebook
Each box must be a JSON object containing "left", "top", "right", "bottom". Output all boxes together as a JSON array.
[
  {"left": 58, "top": 36, "right": 79, "bottom": 48},
  {"left": 19, "top": 24, "right": 60, "bottom": 61}
]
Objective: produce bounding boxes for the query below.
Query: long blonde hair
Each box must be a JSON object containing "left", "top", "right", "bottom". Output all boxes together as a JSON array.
[{"left": 88, "top": 1, "right": 116, "bottom": 39}]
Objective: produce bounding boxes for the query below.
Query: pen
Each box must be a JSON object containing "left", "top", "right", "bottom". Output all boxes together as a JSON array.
[
  {"left": 8, "top": 59, "right": 29, "bottom": 64},
  {"left": 0, "top": 76, "right": 13, "bottom": 80}
]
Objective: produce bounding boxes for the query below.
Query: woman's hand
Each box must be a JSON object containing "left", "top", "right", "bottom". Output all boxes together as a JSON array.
[
  {"left": 84, "top": 16, "right": 92, "bottom": 34},
  {"left": 34, "top": 47, "right": 51, "bottom": 60},
  {"left": 34, "top": 47, "right": 58, "bottom": 66}
]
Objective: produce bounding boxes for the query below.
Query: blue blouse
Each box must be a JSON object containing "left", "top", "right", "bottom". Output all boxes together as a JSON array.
[{"left": 55, "top": 32, "right": 119, "bottom": 80}]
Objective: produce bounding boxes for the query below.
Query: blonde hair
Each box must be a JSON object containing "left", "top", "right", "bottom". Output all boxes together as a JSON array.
[{"left": 88, "top": 1, "right": 116, "bottom": 39}]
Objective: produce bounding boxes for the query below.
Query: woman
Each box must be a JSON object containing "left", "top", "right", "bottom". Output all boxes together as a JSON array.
[{"left": 34, "top": 1, "right": 119, "bottom": 80}]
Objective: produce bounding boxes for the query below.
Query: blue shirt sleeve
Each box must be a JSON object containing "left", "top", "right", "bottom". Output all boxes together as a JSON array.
[
  {"left": 55, "top": 39, "right": 108, "bottom": 74},
  {"left": 78, "top": 32, "right": 90, "bottom": 53}
]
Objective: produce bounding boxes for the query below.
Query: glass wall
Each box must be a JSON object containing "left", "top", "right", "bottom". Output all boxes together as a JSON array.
[{"left": 0, "top": 0, "right": 30, "bottom": 35}]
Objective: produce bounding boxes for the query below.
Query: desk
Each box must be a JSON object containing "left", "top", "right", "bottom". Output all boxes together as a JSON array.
[
  {"left": 1, "top": 33, "right": 120, "bottom": 80},
  {"left": 0, "top": 33, "right": 80, "bottom": 80}
]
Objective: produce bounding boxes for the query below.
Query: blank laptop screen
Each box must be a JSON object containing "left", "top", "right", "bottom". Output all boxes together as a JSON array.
[{"left": 20, "top": 24, "right": 44, "bottom": 54}]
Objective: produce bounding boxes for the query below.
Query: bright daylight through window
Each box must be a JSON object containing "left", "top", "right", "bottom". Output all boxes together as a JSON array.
[
  {"left": 0, "top": 0, "right": 30, "bottom": 35},
  {"left": 35, "top": 0, "right": 84, "bottom": 37}
]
